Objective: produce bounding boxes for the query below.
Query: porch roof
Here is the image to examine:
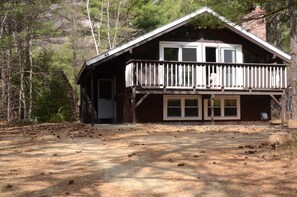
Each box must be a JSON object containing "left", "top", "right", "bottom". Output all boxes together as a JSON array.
[{"left": 77, "top": 6, "right": 291, "bottom": 84}]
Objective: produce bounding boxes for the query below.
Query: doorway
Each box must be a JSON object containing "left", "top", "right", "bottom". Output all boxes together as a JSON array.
[{"left": 98, "top": 79, "right": 116, "bottom": 122}]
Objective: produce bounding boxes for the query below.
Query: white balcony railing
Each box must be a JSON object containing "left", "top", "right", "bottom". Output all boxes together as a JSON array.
[{"left": 125, "top": 60, "right": 287, "bottom": 90}]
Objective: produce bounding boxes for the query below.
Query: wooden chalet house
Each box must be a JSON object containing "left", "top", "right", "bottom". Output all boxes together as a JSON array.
[{"left": 77, "top": 6, "right": 291, "bottom": 125}]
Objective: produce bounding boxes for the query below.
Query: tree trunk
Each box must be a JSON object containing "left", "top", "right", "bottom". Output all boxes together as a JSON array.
[
  {"left": 288, "top": 0, "right": 297, "bottom": 119},
  {"left": 106, "top": 0, "right": 112, "bottom": 49},
  {"left": 70, "top": 0, "right": 79, "bottom": 120},
  {"left": 112, "top": 0, "right": 123, "bottom": 48},
  {"left": 84, "top": 0, "right": 99, "bottom": 55},
  {"left": 1, "top": 51, "right": 6, "bottom": 120},
  {"left": 28, "top": 33, "right": 33, "bottom": 120},
  {"left": 6, "top": 49, "right": 11, "bottom": 122},
  {"left": 18, "top": 41, "right": 26, "bottom": 120},
  {"left": 97, "top": 0, "right": 104, "bottom": 53},
  {"left": 0, "top": 6, "right": 9, "bottom": 121}
]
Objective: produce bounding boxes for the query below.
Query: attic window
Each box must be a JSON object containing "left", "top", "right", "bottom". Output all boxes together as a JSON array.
[{"left": 160, "top": 42, "right": 200, "bottom": 62}]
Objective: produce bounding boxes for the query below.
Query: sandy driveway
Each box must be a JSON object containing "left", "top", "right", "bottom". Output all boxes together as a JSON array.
[{"left": 0, "top": 123, "right": 297, "bottom": 197}]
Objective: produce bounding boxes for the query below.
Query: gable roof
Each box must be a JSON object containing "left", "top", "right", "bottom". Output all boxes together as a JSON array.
[{"left": 78, "top": 6, "right": 291, "bottom": 82}]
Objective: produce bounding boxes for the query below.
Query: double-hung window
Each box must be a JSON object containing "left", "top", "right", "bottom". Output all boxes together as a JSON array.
[
  {"left": 204, "top": 96, "right": 240, "bottom": 120},
  {"left": 160, "top": 42, "right": 201, "bottom": 87},
  {"left": 164, "top": 95, "right": 202, "bottom": 120},
  {"left": 203, "top": 43, "right": 243, "bottom": 89}
]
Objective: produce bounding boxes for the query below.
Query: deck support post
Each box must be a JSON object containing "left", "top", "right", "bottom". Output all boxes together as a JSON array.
[
  {"left": 211, "top": 94, "right": 214, "bottom": 125},
  {"left": 132, "top": 87, "right": 136, "bottom": 124},
  {"left": 90, "top": 69, "right": 95, "bottom": 126},
  {"left": 281, "top": 93, "right": 286, "bottom": 129}
]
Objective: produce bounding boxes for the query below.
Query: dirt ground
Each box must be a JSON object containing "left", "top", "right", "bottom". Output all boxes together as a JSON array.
[{"left": 1, "top": 123, "right": 297, "bottom": 197}]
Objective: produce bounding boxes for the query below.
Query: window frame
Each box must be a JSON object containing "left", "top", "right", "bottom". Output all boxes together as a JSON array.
[
  {"left": 163, "top": 95, "right": 202, "bottom": 120},
  {"left": 203, "top": 95, "right": 240, "bottom": 120},
  {"left": 160, "top": 42, "right": 202, "bottom": 62},
  {"left": 202, "top": 43, "right": 243, "bottom": 63}
]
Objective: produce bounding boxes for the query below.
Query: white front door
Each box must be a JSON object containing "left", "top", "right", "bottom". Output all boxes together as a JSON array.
[{"left": 98, "top": 79, "right": 115, "bottom": 119}]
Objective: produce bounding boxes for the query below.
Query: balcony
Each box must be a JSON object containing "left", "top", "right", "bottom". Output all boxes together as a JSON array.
[{"left": 125, "top": 60, "right": 287, "bottom": 93}]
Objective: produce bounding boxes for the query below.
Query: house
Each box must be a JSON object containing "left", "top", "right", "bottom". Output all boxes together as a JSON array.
[{"left": 77, "top": 6, "right": 290, "bottom": 125}]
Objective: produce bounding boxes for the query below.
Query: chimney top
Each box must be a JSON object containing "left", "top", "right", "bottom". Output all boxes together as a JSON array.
[{"left": 242, "top": 6, "right": 267, "bottom": 41}]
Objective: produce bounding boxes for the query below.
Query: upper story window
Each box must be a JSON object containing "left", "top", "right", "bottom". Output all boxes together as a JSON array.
[
  {"left": 203, "top": 43, "right": 242, "bottom": 63},
  {"left": 160, "top": 41, "right": 242, "bottom": 63},
  {"left": 160, "top": 42, "right": 201, "bottom": 62}
]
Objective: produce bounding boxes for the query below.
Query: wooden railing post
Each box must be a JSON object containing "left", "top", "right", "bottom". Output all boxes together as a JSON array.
[
  {"left": 193, "top": 64, "right": 196, "bottom": 90},
  {"left": 133, "top": 62, "right": 136, "bottom": 87},
  {"left": 222, "top": 65, "right": 225, "bottom": 89},
  {"left": 163, "top": 63, "right": 167, "bottom": 89}
]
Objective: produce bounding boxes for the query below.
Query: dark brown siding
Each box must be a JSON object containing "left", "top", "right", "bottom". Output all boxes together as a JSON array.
[
  {"left": 136, "top": 94, "right": 163, "bottom": 122},
  {"left": 240, "top": 95, "right": 271, "bottom": 121},
  {"left": 80, "top": 76, "right": 98, "bottom": 124},
  {"left": 146, "top": 25, "right": 284, "bottom": 63}
]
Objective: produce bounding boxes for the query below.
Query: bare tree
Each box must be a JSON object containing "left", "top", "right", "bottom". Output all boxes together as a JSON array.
[
  {"left": 28, "top": 32, "right": 33, "bottom": 120},
  {"left": 106, "top": 0, "right": 112, "bottom": 49},
  {"left": 82, "top": 0, "right": 100, "bottom": 55},
  {"left": 112, "top": 0, "right": 123, "bottom": 48},
  {"left": 18, "top": 40, "right": 26, "bottom": 120}
]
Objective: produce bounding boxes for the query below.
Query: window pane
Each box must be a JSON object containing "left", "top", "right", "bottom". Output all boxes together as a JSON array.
[
  {"left": 208, "top": 108, "right": 221, "bottom": 116},
  {"left": 224, "top": 108, "right": 237, "bottom": 116},
  {"left": 168, "top": 108, "right": 181, "bottom": 117},
  {"left": 99, "top": 81, "right": 112, "bottom": 99},
  {"left": 225, "top": 99, "right": 236, "bottom": 106},
  {"left": 185, "top": 108, "right": 198, "bottom": 117},
  {"left": 205, "top": 47, "right": 217, "bottom": 62},
  {"left": 207, "top": 99, "right": 220, "bottom": 106},
  {"left": 224, "top": 49, "right": 236, "bottom": 63},
  {"left": 182, "top": 48, "right": 197, "bottom": 61},
  {"left": 164, "top": 48, "right": 179, "bottom": 61},
  {"left": 214, "top": 99, "right": 221, "bottom": 106},
  {"left": 168, "top": 99, "right": 180, "bottom": 107},
  {"left": 185, "top": 99, "right": 198, "bottom": 106}
]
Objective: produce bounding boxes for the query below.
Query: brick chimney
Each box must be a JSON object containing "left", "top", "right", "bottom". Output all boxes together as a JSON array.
[{"left": 242, "top": 6, "right": 266, "bottom": 41}]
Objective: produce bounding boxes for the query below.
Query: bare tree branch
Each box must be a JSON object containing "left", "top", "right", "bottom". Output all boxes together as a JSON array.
[{"left": 112, "top": 0, "right": 123, "bottom": 48}]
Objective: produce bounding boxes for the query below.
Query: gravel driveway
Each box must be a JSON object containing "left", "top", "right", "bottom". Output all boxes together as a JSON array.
[{"left": 0, "top": 123, "right": 296, "bottom": 197}]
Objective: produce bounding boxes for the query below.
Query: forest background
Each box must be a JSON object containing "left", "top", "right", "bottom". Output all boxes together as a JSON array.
[{"left": 0, "top": 0, "right": 296, "bottom": 123}]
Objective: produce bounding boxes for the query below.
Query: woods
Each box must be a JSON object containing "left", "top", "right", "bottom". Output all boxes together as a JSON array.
[{"left": 0, "top": 0, "right": 296, "bottom": 123}]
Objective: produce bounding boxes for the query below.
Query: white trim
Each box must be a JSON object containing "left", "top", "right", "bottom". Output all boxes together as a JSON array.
[
  {"left": 203, "top": 95, "right": 240, "bottom": 120},
  {"left": 202, "top": 43, "right": 243, "bottom": 63},
  {"left": 85, "top": 6, "right": 290, "bottom": 68},
  {"left": 159, "top": 41, "right": 202, "bottom": 61},
  {"left": 163, "top": 95, "right": 202, "bottom": 120}
]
